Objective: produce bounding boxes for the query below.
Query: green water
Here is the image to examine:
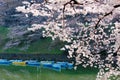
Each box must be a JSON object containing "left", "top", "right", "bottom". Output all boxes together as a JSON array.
[{"left": 0, "top": 65, "right": 98, "bottom": 80}]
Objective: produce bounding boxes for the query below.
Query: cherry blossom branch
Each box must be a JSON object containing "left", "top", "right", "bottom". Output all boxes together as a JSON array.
[
  {"left": 62, "top": 0, "right": 83, "bottom": 27},
  {"left": 95, "top": 4, "right": 120, "bottom": 29},
  {"left": 95, "top": 10, "right": 113, "bottom": 29},
  {"left": 116, "top": 46, "right": 120, "bottom": 54},
  {"left": 114, "top": 4, "right": 120, "bottom": 8},
  {"left": 63, "top": 0, "right": 83, "bottom": 14}
]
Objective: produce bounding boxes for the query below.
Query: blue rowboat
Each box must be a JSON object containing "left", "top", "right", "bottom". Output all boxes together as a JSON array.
[
  {"left": 26, "top": 60, "right": 40, "bottom": 67},
  {"left": 0, "top": 59, "right": 11, "bottom": 65},
  {"left": 67, "top": 63, "right": 73, "bottom": 69},
  {"left": 52, "top": 63, "right": 61, "bottom": 72},
  {"left": 56, "top": 62, "right": 68, "bottom": 69},
  {"left": 40, "top": 61, "right": 54, "bottom": 65},
  {"left": 25, "top": 60, "right": 37, "bottom": 62},
  {"left": 40, "top": 61, "right": 54, "bottom": 69},
  {"left": 40, "top": 61, "right": 54, "bottom": 66},
  {"left": 9, "top": 60, "right": 23, "bottom": 62}
]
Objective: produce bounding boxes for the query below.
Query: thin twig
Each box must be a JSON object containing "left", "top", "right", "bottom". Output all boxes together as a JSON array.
[
  {"left": 62, "top": 0, "right": 83, "bottom": 27},
  {"left": 95, "top": 10, "right": 113, "bottom": 29},
  {"left": 95, "top": 4, "right": 120, "bottom": 29}
]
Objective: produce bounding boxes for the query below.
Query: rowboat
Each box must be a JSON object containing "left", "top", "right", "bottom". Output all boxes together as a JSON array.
[
  {"left": 40, "top": 61, "right": 54, "bottom": 68},
  {"left": 67, "top": 63, "right": 73, "bottom": 69},
  {"left": 10, "top": 60, "right": 26, "bottom": 66},
  {"left": 56, "top": 62, "right": 68, "bottom": 69},
  {"left": 0, "top": 59, "right": 11, "bottom": 65},
  {"left": 26, "top": 60, "right": 40, "bottom": 67},
  {"left": 52, "top": 63, "right": 61, "bottom": 72}
]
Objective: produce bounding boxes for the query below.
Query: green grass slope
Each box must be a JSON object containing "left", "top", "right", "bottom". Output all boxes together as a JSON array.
[
  {"left": 0, "top": 26, "right": 9, "bottom": 52},
  {"left": 3, "top": 38, "right": 64, "bottom": 54},
  {"left": 0, "top": 27, "right": 64, "bottom": 54}
]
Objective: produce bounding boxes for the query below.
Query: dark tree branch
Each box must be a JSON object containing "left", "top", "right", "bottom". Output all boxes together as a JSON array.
[
  {"left": 116, "top": 46, "right": 120, "bottom": 54},
  {"left": 63, "top": 0, "right": 83, "bottom": 14},
  {"left": 114, "top": 4, "right": 120, "bottom": 8},
  {"left": 62, "top": 0, "right": 100, "bottom": 27},
  {"left": 95, "top": 4, "right": 120, "bottom": 29},
  {"left": 62, "top": 0, "right": 83, "bottom": 27},
  {"left": 95, "top": 10, "right": 113, "bottom": 29}
]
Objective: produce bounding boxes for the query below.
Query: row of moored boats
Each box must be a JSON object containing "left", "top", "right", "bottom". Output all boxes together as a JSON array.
[{"left": 0, "top": 59, "right": 73, "bottom": 71}]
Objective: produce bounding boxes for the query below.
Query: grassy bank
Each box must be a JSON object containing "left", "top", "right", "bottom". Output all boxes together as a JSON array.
[
  {"left": 0, "top": 26, "right": 8, "bottom": 39},
  {"left": 0, "top": 26, "right": 9, "bottom": 52},
  {"left": 4, "top": 38, "right": 64, "bottom": 54},
  {"left": 0, "top": 65, "right": 98, "bottom": 80},
  {"left": 0, "top": 27, "right": 64, "bottom": 54}
]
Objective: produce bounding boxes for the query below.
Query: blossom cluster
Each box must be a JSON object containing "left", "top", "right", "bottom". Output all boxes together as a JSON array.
[{"left": 16, "top": 0, "right": 120, "bottom": 79}]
